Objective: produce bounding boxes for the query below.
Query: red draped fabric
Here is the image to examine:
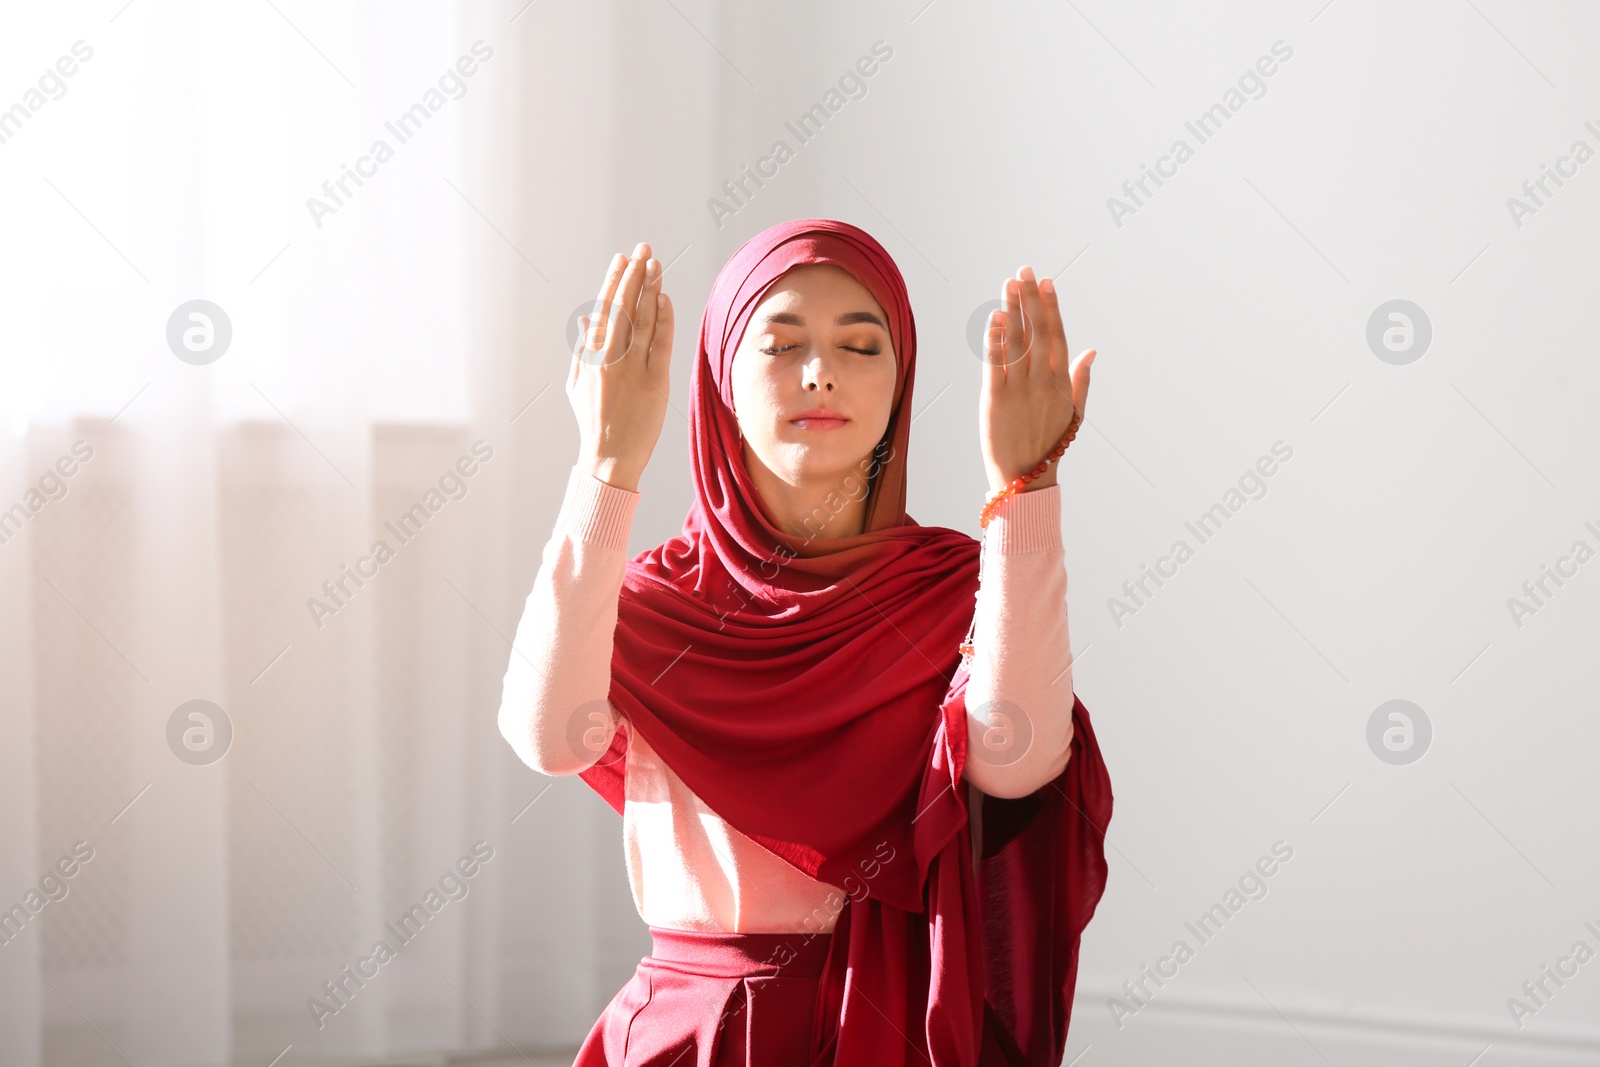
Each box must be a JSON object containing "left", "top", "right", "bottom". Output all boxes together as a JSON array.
[{"left": 578, "top": 219, "right": 1113, "bottom": 1065}]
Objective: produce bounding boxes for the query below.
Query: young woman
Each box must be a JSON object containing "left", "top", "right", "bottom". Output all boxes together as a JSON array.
[{"left": 498, "top": 219, "right": 1113, "bottom": 1066}]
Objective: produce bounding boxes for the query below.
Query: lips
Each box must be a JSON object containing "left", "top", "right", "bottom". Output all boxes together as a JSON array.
[{"left": 790, "top": 409, "right": 850, "bottom": 431}]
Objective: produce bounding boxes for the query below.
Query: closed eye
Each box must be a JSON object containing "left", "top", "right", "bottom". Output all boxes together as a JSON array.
[{"left": 760, "top": 344, "right": 881, "bottom": 356}]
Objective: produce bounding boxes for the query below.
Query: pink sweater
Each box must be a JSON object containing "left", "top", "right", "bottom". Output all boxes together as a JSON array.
[{"left": 498, "top": 464, "right": 1075, "bottom": 934}]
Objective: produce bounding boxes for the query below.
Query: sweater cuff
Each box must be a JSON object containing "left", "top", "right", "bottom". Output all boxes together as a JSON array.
[
  {"left": 556, "top": 464, "right": 639, "bottom": 551},
  {"left": 984, "top": 482, "right": 1063, "bottom": 555}
]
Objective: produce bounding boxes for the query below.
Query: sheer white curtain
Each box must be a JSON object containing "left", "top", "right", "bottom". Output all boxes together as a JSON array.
[{"left": 0, "top": 2, "right": 661, "bottom": 1063}]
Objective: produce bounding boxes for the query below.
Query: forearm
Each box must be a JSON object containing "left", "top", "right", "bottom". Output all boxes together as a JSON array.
[
  {"left": 497, "top": 464, "right": 638, "bottom": 776},
  {"left": 961, "top": 482, "right": 1075, "bottom": 799}
]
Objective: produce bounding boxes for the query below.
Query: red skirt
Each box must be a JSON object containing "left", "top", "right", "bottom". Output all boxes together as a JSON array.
[{"left": 572, "top": 925, "right": 835, "bottom": 1067}]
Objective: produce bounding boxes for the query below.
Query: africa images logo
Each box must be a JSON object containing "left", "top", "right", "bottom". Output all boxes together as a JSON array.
[
  {"left": 307, "top": 841, "right": 495, "bottom": 1029},
  {"left": 305, "top": 41, "right": 494, "bottom": 229}
]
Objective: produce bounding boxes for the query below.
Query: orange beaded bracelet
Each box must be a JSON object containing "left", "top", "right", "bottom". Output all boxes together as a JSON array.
[{"left": 977, "top": 408, "right": 1083, "bottom": 529}]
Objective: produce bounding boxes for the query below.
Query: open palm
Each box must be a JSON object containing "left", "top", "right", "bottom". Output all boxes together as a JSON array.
[{"left": 979, "top": 265, "right": 1096, "bottom": 495}]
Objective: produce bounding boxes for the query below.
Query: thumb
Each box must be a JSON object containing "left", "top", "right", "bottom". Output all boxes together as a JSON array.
[
  {"left": 570, "top": 315, "right": 592, "bottom": 389},
  {"left": 1071, "top": 348, "right": 1096, "bottom": 412}
]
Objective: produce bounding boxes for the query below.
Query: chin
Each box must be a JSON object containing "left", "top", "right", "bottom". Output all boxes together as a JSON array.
[
  {"left": 755, "top": 430, "right": 878, "bottom": 485},
  {"left": 791, "top": 448, "right": 872, "bottom": 486}
]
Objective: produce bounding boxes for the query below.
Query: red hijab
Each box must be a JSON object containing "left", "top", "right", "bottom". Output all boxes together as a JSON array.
[{"left": 580, "top": 218, "right": 1113, "bottom": 1065}]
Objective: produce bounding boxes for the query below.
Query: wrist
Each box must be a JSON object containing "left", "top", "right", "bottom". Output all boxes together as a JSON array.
[
  {"left": 1024, "top": 467, "right": 1058, "bottom": 492},
  {"left": 581, "top": 454, "right": 642, "bottom": 493},
  {"left": 985, "top": 464, "right": 1058, "bottom": 496}
]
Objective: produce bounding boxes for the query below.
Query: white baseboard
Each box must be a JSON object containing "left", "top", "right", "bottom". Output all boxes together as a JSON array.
[{"left": 1069, "top": 984, "right": 1600, "bottom": 1066}]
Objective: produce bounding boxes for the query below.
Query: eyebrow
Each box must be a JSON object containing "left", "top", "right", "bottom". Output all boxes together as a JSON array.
[{"left": 760, "top": 311, "right": 886, "bottom": 330}]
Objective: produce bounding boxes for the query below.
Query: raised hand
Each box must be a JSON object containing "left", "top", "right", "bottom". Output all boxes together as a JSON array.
[
  {"left": 568, "top": 242, "right": 675, "bottom": 493},
  {"left": 979, "top": 265, "right": 1096, "bottom": 495}
]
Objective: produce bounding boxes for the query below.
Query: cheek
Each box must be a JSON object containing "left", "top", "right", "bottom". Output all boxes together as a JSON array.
[
  {"left": 865, "top": 359, "right": 898, "bottom": 421},
  {"left": 729, "top": 355, "right": 758, "bottom": 417},
  {"left": 730, "top": 359, "right": 784, "bottom": 432}
]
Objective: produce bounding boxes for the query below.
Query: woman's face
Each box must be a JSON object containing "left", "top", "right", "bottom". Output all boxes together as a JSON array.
[{"left": 730, "top": 264, "right": 898, "bottom": 494}]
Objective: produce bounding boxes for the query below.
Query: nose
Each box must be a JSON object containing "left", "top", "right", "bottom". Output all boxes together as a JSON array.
[{"left": 801, "top": 353, "right": 835, "bottom": 392}]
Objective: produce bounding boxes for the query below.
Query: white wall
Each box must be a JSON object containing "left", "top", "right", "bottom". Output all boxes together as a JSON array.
[{"left": 574, "top": 1, "right": 1600, "bottom": 1063}]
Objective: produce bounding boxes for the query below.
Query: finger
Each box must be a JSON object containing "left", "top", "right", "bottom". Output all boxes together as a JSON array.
[
  {"left": 628, "top": 257, "right": 663, "bottom": 361},
  {"left": 1016, "top": 266, "right": 1048, "bottom": 381},
  {"left": 1039, "top": 276, "right": 1071, "bottom": 380},
  {"left": 590, "top": 252, "right": 627, "bottom": 349},
  {"left": 606, "top": 242, "right": 651, "bottom": 362},
  {"left": 648, "top": 289, "right": 675, "bottom": 385},
  {"left": 1001, "top": 276, "right": 1025, "bottom": 370}
]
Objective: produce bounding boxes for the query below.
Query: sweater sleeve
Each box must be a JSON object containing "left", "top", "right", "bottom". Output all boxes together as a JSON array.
[
  {"left": 958, "top": 483, "right": 1075, "bottom": 800},
  {"left": 497, "top": 463, "right": 639, "bottom": 777}
]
